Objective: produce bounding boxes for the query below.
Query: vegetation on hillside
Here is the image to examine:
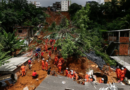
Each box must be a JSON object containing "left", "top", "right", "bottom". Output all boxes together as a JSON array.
[
  {"left": 0, "top": 0, "right": 47, "bottom": 65},
  {"left": 44, "top": 4, "right": 116, "bottom": 66}
]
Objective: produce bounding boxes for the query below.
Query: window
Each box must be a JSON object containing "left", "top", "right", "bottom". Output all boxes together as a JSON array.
[{"left": 18, "top": 30, "right": 22, "bottom": 33}]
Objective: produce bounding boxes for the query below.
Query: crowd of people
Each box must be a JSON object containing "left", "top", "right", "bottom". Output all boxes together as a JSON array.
[{"left": 20, "top": 38, "right": 127, "bottom": 85}]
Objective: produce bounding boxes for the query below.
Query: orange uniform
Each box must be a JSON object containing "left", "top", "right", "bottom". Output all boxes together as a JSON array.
[
  {"left": 45, "top": 61, "right": 48, "bottom": 71},
  {"left": 120, "top": 70, "right": 125, "bottom": 81},
  {"left": 67, "top": 72, "right": 70, "bottom": 78},
  {"left": 55, "top": 47, "right": 57, "bottom": 52},
  {"left": 69, "top": 74, "right": 73, "bottom": 79},
  {"left": 46, "top": 39, "right": 48, "bottom": 44},
  {"left": 65, "top": 69, "right": 68, "bottom": 76},
  {"left": 54, "top": 56, "right": 58, "bottom": 65},
  {"left": 49, "top": 51, "right": 51, "bottom": 56},
  {"left": 50, "top": 39, "right": 53, "bottom": 45},
  {"left": 75, "top": 73, "right": 78, "bottom": 80},
  {"left": 99, "top": 79, "right": 103, "bottom": 83},
  {"left": 90, "top": 78, "right": 93, "bottom": 82},
  {"left": 53, "top": 40, "right": 56, "bottom": 45},
  {"left": 60, "top": 57, "right": 64, "bottom": 63},
  {"left": 45, "top": 45, "right": 48, "bottom": 52},
  {"left": 116, "top": 68, "right": 121, "bottom": 79},
  {"left": 85, "top": 74, "right": 90, "bottom": 82},
  {"left": 42, "top": 60, "right": 45, "bottom": 70},
  {"left": 21, "top": 65, "right": 26, "bottom": 76},
  {"left": 58, "top": 62, "right": 62, "bottom": 73},
  {"left": 41, "top": 52, "right": 44, "bottom": 57}
]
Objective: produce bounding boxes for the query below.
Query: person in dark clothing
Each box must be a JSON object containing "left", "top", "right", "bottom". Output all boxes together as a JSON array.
[
  {"left": 102, "top": 74, "right": 108, "bottom": 84},
  {"left": 47, "top": 67, "right": 51, "bottom": 75}
]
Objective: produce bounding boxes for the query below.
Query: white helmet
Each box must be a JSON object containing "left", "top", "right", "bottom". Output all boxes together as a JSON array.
[
  {"left": 66, "top": 67, "right": 68, "bottom": 69},
  {"left": 42, "top": 58, "right": 44, "bottom": 60},
  {"left": 117, "top": 66, "right": 119, "bottom": 68},
  {"left": 102, "top": 78, "right": 104, "bottom": 81},
  {"left": 46, "top": 60, "right": 48, "bottom": 62},
  {"left": 71, "top": 70, "right": 73, "bottom": 74},
  {"left": 121, "top": 67, "right": 124, "bottom": 70},
  {"left": 89, "top": 76, "right": 92, "bottom": 78}
]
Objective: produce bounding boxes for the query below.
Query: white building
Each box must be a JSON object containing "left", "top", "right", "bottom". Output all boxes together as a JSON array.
[
  {"left": 61, "top": 0, "right": 71, "bottom": 11},
  {"left": 34, "top": 1, "right": 41, "bottom": 8}
]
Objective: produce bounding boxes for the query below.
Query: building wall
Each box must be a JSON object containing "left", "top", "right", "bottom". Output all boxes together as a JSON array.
[
  {"left": 61, "top": 0, "right": 70, "bottom": 11},
  {"left": 34, "top": 1, "right": 41, "bottom": 8},
  {"left": 15, "top": 28, "right": 28, "bottom": 39},
  {"left": 104, "top": 0, "right": 122, "bottom": 2}
]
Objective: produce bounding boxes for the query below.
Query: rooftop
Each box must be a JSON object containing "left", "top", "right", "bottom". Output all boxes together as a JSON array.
[
  {"left": 0, "top": 56, "right": 31, "bottom": 72},
  {"left": 107, "top": 29, "right": 130, "bottom": 32}
]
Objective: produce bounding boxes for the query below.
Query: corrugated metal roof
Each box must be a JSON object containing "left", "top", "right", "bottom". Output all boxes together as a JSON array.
[
  {"left": 110, "top": 56, "right": 130, "bottom": 71},
  {"left": 0, "top": 57, "right": 31, "bottom": 72}
]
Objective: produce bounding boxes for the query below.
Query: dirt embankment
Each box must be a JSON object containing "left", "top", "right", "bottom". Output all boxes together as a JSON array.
[{"left": 45, "top": 11, "right": 70, "bottom": 28}]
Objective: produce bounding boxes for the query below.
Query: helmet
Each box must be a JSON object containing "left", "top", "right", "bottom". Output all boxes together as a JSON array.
[
  {"left": 121, "top": 67, "right": 124, "bottom": 70},
  {"left": 42, "top": 58, "right": 44, "bottom": 60},
  {"left": 117, "top": 66, "right": 119, "bottom": 68},
  {"left": 46, "top": 60, "right": 48, "bottom": 62},
  {"left": 66, "top": 67, "right": 68, "bottom": 69},
  {"left": 102, "top": 78, "right": 104, "bottom": 81},
  {"left": 89, "top": 76, "right": 92, "bottom": 78}
]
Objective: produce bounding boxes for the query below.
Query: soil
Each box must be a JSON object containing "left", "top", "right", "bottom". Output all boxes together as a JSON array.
[{"left": 2, "top": 11, "right": 118, "bottom": 90}]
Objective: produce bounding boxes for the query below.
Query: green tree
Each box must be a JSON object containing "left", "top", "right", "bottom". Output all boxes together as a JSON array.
[
  {"left": 68, "top": 3, "right": 82, "bottom": 20},
  {"left": 0, "top": 30, "right": 25, "bottom": 56}
]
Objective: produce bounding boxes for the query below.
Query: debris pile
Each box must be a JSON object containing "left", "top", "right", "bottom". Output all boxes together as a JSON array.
[{"left": 85, "top": 51, "right": 106, "bottom": 70}]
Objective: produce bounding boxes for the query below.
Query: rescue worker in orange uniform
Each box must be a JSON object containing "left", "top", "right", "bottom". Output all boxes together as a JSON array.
[
  {"left": 21, "top": 64, "right": 26, "bottom": 76},
  {"left": 73, "top": 71, "right": 76, "bottom": 78},
  {"left": 32, "top": 70, "right": 38, "bottom": 79},
  {"left": 45, "top": 60, "right": 48, "bottom": 71},
  {"left": 28, "top": 59, "right": 31, "bottom": 69},
  {"left": 49, "top": 51, "right": 51, "bottom": 60},
  {"left": 50, "top": 39, "right": 53, "bottom": 45},
  {"left": 58, "top": 58, "right": 62, "bottom": 65},
  {"left": 70, "top": 70, "right": 74, "bottom": 79},
  {"left": 55, "top": 47, "right": 57, "bottom": 53},
  {"left": 116, "top": 66, "right": 121, "bottom": 80},
  {"left": 67, "top": 71, "right": 70, "bottom": 77},
  {"left": 120, "top": 67, "right": 125, "bottom": 82},
  {"left": 35, "top": 52, "right": 38, "bottom": 58},
  {"left": 45, "top": 38, "right": 48, "bottom": 45},
  {"left": 99, "top": 78, "right": 104, "bottom": 83},
  {"left": 89, "top": 76, "right": 93, "bottom": 82},
  {"left": 42, "top": 58, "right": 45, "bottom": 70},
  {"left": 45, "top": 44, "right": 48, "bottom": 52},
  {"left": 85, "top": 72, "right": 90, "bottom": 82},
  {"left": 41, "top": 51, "right": 44, "bottom": 59},
  {"left": 51, "top": 45, "right": 54, "bottom": 53},
  {"left": 75, "top": 72, "right": 78, "bottom": 80},
  {"left": 58, "top": 60, "right": 62, "bottom": 73},
  {"left": 65, "top": 68, "right": 68, "bottom": 76},
  {"left": 54, "top": 56, "right": 58, "bottom": 65},
  {"left": 53, "top": 39, "right": 56, "bottom": 45}
]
